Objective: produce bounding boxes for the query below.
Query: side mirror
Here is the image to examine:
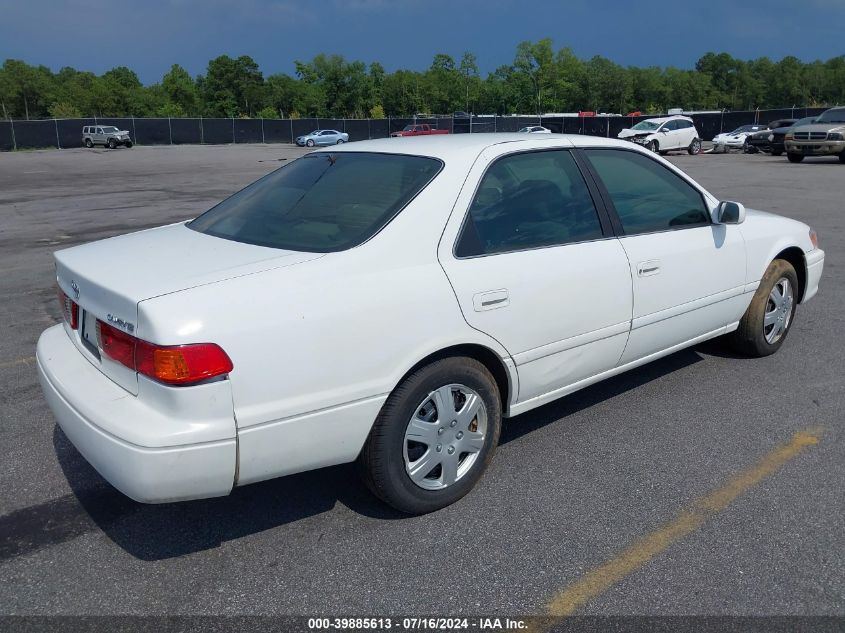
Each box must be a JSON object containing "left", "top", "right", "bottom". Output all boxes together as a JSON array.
[{"left": 713, "top": 201, "right": 746, "bottom": 224}]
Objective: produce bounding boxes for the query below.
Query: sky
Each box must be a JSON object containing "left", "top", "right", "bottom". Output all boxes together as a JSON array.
[{"left": 2, "top": 0, "right": 844, "bottom": 83}]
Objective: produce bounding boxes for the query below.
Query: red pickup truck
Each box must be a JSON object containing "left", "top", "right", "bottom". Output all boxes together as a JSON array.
[{"left": 390, "top": 124, "right": 450, "bottom": 138}]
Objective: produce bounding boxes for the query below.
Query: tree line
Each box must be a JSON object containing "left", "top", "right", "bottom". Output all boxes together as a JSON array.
[{"left": 2, "top": 40, "right": 843, "bottom": 120}]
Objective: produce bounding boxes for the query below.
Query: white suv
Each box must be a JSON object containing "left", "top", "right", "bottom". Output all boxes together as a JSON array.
[{"left": 618, "top": 116, "right": 701, "bottom": 155}]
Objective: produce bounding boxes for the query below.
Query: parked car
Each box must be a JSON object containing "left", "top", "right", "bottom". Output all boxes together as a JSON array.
[
  {"left": 745, "top": 119, "right": 797, "bottom": 154},
  {"left": 617, "top": 116, "right": 702, "bottom": 154},
  {"left": 39, "top": 134, "right": 824, "bottom": 514},
  {"left": 785, "top": 106, "right": 845, "bottom": 163},
  {"left": 391, "top": 124, "right": 450, "bottom": 138},
  {"left": 295, "top": 129, "right": 349, "bottom": 147},
  {"left": 712, "top": 124, "right": 767, "bottom": 149},
  {"left": 82, "top": 125, "right": 132, "bottom": 149},
  {"left": 517, "top": 125, "right": 552, "bottom": 134}
]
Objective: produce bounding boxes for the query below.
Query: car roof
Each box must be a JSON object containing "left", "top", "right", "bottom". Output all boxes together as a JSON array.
[{"left": 315, "top": 133, "right": 630, "bottom": 163}]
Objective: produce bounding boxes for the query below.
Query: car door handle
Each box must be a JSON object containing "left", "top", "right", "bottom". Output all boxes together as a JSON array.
[
  {"left": 473, "top": 289, "right": 509, "bottom": 312},
  {"left": 637, "top": 260, "right": 661, "bottom": 277}
]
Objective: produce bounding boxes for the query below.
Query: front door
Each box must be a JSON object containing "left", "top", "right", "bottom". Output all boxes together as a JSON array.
[
  {"left": 439, "top": 147, "right": 633, "bottom": 407},
  {"left": 583, "top": 147, "right": 747, "bottom": 364}
]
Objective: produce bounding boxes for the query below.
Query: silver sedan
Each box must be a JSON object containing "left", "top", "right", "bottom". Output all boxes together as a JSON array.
[{"left": 296, "top": 129, "right": 349, "bottom": 147}]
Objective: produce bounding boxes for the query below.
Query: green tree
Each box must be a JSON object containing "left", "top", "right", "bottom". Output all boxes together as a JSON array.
[{"left": 162, "top": 64, "right": 199, "bottom": 116}]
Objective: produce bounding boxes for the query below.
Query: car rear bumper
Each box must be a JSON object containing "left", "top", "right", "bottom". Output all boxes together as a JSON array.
[{"left": 37, "top": 324, "right": 236, "bottom": 503}]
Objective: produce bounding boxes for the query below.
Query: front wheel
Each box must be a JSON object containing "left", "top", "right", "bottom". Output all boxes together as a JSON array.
[
  {"left": 646, "top": 140, "right": 658, "bottom": 153},
  {"left": 358, "top": 357, "right": 502, "bottom": 514},
  {"left": 728, "top": 259, "right": 798, "bottom": 357},
  {"left": 305, "top": 139, "right": 315, "bottom": 147},
  {"left": 336, "top": 138, "right": 345, "bottom": 144},
  {"left": 787, "top": 153, "right": 804, "bottom": 163},
  {"left": 839, "top": 152, "right": 845, "bottom": 163},
  {"left": 108, "top": 138, "right": 117, "bottom": 149},
  {"left": 688, "top": 139, "right": 702, "bottom": 155},
  {"left": 125, "top": 141, "right": 133, "bottom": 148}
]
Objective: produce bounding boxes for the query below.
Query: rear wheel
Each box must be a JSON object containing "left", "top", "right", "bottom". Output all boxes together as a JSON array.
[
  {"left": 358, "top": 357, "right": 502, "bottom": 514},
  {"left": 688, "top": 139, "right": 702, "bottom": 155},
  {"left": 728, "top": 259, "right": 798, "bottom": 357},
  {"left": 839, "top": 152, "right": 845, "bottom": 163},
  {"left": 84, "top": 138, "right": 93, "bottom": 148},
  {"left": 787, "top": 153, "right": 804, "bottom": 163}
]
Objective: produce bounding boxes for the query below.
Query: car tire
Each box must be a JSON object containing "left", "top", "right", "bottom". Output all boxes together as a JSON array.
[
  {"left": 839, "top": 152, "right": 845, "bottom": 164},
  {"left": 336, "top": 139, "right": 345, "bottom": 144},
  {"left": 306, "top": 139, "right": 315, "bottom": 147},
  {"left": 108, "top": 138, "right": 117, "bottom": 149},
  {"left": 688, "top": 139, "right": 702, "bottom": 155},
  {"left": 358, "top": 356, "right": 502, "bottom": 515},
  {"left": 728, "top": 259, "right": 799, "bottom": 358},
  {"left": 646, "top": 140, "right": 658, "bottom": 153},
  {"left": 125, "top": 141, "right": 133, "bottom": 148},
  {"left": 84, "top": 139, "right": 93, "bottom": 148},
  {"left": 787, "top": 153, "right": 804, "bottom": 163},
  {"left": 771, "top": 150, "right": 782, "bottom": 157}
]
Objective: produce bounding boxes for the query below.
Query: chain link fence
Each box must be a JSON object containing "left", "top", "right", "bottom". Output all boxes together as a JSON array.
[{"left": 0, "top": 108, "right": 830, "bottom": 151}]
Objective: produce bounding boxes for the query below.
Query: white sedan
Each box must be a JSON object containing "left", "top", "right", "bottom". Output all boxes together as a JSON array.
[
  {"left": 517, "top": 125, "right": 552, "bottom": 134},
  {"left": 712, "top": 124, "right": 767, "bottom": 148},
  {"left": 38, "top": 134, "right": 825, "bottom": 514}
]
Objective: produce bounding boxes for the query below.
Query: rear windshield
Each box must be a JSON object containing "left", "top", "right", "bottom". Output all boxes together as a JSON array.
[{"left": 188, "top": 152, "right": 442, "bottom": 252}]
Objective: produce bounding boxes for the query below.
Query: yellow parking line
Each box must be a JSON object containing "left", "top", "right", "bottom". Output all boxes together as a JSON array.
[
  {"left": 542, "top": 429, "right": 822, "bottom": 620},
  {"left": 0, "top": 355, "right": 35, "bottom": 369}
]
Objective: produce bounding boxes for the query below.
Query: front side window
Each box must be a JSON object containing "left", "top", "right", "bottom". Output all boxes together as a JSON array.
[
  {"left": 189, "top": 152, "right": 442, "bottom": 252},
  {"left": 456, "top": 150, "right": 603, "bottom": 257},
  {"left": 585, "top": 149, "right": 709, "bottom": 235},
  {"left": 818, "top": 108, "right": 845, "bottom": 123}
]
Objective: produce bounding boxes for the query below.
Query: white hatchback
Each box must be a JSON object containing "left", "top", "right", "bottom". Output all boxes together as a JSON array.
[
  {"left": 38, "top": 134, "right": 824, "bottom": 514},
  {"left": 618, "top": 115, "right": 702, "bottom": 155}
]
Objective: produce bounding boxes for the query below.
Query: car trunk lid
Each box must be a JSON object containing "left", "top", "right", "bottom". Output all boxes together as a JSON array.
[{"left": 55, "top": 222, "right": 322, "bottom": 394}]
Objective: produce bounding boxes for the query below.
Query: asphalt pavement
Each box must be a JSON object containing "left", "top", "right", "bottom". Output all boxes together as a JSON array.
[{"left": 0, "top": 143, "right": 841, "bottom": 621}]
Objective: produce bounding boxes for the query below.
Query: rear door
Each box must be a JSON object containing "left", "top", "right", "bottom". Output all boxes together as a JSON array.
[
  {"left": 582, "top": 147, "right": 746, "bottom": 364},
  {"left": 439, "top": 146, "right": 633, "bottom": 406}
]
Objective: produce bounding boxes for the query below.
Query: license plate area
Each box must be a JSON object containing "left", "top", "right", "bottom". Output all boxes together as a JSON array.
[{"left": 79, "top": 309, "right": 101, "bottom": 359}]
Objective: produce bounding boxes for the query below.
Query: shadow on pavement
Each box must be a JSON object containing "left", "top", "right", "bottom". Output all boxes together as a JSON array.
[{"left": 0, "top": 346, "right": 707, "bottom": 562}]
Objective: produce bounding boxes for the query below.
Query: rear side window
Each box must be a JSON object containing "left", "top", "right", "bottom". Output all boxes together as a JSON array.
[
  {"left": 585, "top": 149, "right": 709, "bottom": 235},
  {"left": 456, "top": 150, "right": 603, "bottom": 257},
  {"left": 188, "top": 152, "right": 441, "bottom": 252}
]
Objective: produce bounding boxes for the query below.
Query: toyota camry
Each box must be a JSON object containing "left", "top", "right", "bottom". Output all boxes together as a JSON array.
[{"left": 38, "top": 134, "right": 825, "bottom": 514}]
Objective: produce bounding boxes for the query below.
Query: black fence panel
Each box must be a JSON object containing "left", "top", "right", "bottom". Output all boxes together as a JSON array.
[
  {"left": 0, "top": 120, "right": 13, "bottom": 150},
  {"left": 202, "top": 118, "right": 234, "bottom": 144},
  {"left": 344, "top": 119, "right": 370, "bottom": 141},
  {"left": 96, "top": 117, "right": 134, "bottom": 132},
  {"left": 319, "top": 119, "right": 346, "bottom": 134},
  {"left": 169, "top": 118, "right": 202, "bottom": 144},
  {"left": 292, "top": 119, "right": 319, "bottom": 140},
  {"left": 608, "top": 116, "right": 637, "bottom": 138},
  {"left": 369, "top": 118, "right": 389, "bottom": 139},
  {"left": 132, "top": 118, "right": 170, "bottom": 145},
  {"left": 57, "top": 118, "right": 95, "bottom": 148},
  {"left": 263, "top": 119, "right": 292, "bottom": 143},
  {"left": 234, "top": 119, "right": 263, "bottom": 143},
  {"left": 9, "top": 120, "right": 57, "bottom": 149}
]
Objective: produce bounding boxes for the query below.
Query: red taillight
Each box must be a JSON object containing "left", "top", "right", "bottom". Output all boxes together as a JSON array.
[
  {"left": 96, "top": 320, "right": 233, "bottom": 386},
  {"left": 56, "top": 285, "right": 78, "bottom": 329},
  {"left": 809, "top": 229, "right": 819, "bottom": 250}
]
